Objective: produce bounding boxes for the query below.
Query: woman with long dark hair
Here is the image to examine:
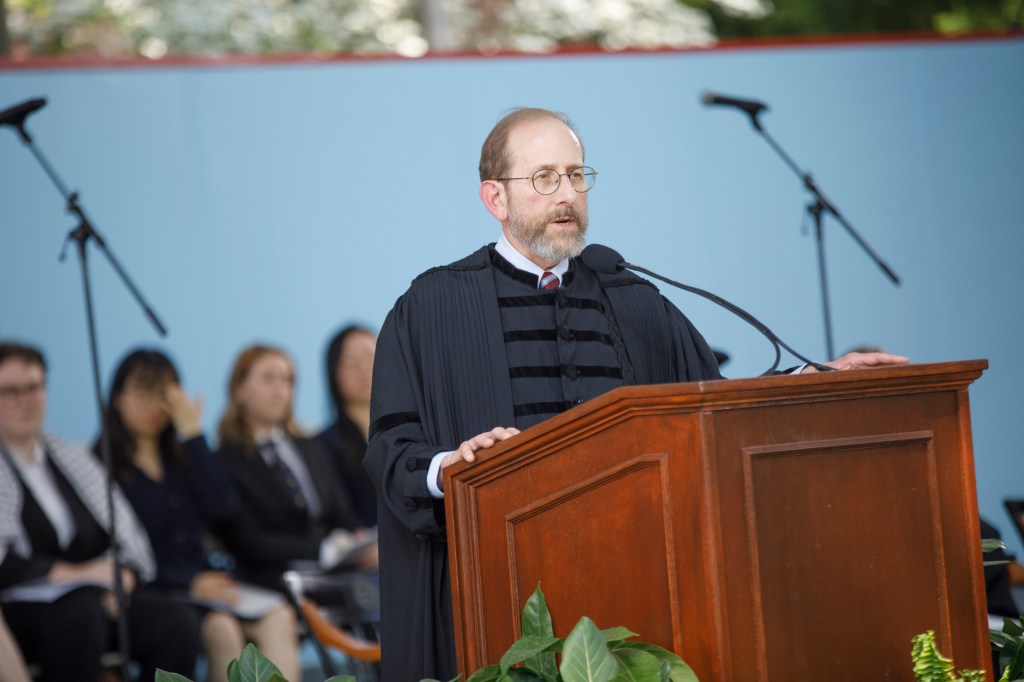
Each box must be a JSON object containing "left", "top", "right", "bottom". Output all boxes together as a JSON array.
[
  {"left": 318, "top": 325, "right": 378, "bottom": 527},
  {"left": 102, "top": 348, "right": 298, "bottom": 682}
]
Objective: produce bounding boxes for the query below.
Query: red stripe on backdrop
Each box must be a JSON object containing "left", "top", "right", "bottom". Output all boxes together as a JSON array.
[{"left": 0, "top": 30, "right": 1020, "bottom": 72}]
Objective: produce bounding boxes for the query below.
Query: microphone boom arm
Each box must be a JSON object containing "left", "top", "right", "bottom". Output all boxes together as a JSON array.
[{"left": 624, "top": 261, "right": 834, "bottom": 375}]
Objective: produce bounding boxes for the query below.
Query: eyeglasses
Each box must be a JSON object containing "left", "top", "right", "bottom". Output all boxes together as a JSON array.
[
  {"left": 0, "top": 382, "right": 44, "bottom": 401},
  {"left": 496, "top": 166, "right": 597, "bottom": 196}
]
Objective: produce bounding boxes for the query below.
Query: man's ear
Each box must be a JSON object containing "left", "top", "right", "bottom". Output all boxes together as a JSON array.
[{"left": 479, "top": 180, "right": 509, "bottom": 222}]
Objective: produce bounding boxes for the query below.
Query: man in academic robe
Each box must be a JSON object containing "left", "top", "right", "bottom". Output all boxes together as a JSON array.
[{"left": 364, "top": 107, "right": 908, "bottom": 682}]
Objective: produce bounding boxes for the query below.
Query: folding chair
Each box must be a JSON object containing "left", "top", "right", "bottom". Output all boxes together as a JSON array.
[{"left": 282, "top": 568, "right": 381, "bottom": 681}]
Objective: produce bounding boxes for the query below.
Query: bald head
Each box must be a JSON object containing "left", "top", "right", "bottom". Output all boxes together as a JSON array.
[{"left": 479, "top": 108, "right": 584, "bottom": 182}]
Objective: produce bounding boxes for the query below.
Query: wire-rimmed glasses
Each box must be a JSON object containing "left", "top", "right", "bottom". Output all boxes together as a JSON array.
[{"left": 496, "top": 166, "right": 597, "bottom": 195}]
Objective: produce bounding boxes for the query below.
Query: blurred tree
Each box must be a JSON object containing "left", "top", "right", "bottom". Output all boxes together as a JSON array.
[
  {"left": 2, "top": 0, "right": 715, "bottom": 59},
  {"left": 682, "top": 0, "right": 1023, "bottom": 38},
  {"left": 0, "top": 0, "right": 9, "bottom": 56},
  {"left": 2, "top": 0, "right": 1018, "bottom": 60}
]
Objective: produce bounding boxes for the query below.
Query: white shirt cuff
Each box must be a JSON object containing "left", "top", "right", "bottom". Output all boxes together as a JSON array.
[{"left": 427, "top": 451, "right": 450, "bottom": 499}]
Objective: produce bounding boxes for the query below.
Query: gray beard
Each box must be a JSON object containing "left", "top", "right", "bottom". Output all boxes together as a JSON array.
[{"left": 507, "top": 205, "right": 588, "bottom": 263}]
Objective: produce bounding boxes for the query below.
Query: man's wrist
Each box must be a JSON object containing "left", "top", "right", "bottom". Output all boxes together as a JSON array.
[{"left": 426, "top": 451, "right": 450, "bottom": 499}]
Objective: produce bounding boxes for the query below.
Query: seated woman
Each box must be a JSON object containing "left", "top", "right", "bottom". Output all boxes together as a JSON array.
[
  {"left": 318, "top": 325, "right": 379, "bottom": 527},
  {"left": 102, "top": 348, "right": 299, "bottom": 682},
  {"left": 216, "top": 345, "right": 377, "bottom": 590},
  {"left": 0, "top": 341, "right": 199, "bottom": 682}
]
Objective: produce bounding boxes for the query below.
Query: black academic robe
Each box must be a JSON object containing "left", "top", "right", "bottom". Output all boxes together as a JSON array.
[{"left": 364, "top": 245, "right": 721, "bottom": 682}]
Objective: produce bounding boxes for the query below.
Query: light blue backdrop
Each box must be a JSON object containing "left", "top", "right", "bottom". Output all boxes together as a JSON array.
[{"left": 2, "top": 38, "right": 1023, "bottom": 546}]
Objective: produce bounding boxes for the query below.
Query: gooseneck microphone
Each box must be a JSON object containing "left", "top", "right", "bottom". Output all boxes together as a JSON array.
[
  {"left": 701, "top": 91, "right": 767, "bottom": 115},
  {"left": 581, "top": 244, "right": 833, "bottom": 375},
  {"left": 700, "top": 91, "right": 768, "bottom": 130},
  {"left": 0, "top": 98, "right": 47, "bottom": 142}
]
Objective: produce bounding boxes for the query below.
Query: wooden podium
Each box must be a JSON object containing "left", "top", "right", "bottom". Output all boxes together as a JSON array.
[{"left": 444, "top": 361, "right": 992, "bottom": 681}]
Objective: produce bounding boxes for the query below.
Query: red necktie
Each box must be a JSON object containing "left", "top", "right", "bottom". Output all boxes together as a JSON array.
[{"left": 539, "top": 271, "right": 560, "bottom": 289}]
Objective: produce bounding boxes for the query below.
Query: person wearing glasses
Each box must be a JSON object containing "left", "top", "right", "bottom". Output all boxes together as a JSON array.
[
  {"left": 0, "top": 342, "right": 200, "bottom": 682},
  {"left": 364, "top": 107, "right": 909, "bottom": 682}
]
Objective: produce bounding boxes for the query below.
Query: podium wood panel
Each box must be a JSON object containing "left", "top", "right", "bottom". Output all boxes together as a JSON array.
[{"left": 445, "top": 361, "right": 990, "bottom": 681}]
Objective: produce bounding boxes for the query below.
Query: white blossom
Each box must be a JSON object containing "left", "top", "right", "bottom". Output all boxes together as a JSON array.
[{"left": 7, "top": 0, "right": 720, "bottom": 58}]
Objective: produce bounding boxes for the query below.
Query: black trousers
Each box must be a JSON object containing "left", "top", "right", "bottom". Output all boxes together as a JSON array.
[{"left": 4, "top": 586, "right": 200, "bottom": 682}]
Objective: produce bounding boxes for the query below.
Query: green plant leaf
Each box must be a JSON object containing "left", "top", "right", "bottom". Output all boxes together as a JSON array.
[
  {"left": 528, "top": 659, "right": 561, "bottom": 679},
  {"left": 1000, "top": 640, "right": 1024, "bottom": 680},
  {"left": 266, "top": 675, "right": 288, "bottom": 682},
  {"left": 912, "top": 631, "right": 954, "bottom": 681},
  {"left": 1003, "top": 618, "right": 1024, "bottom": 637},
  {"left": 522, "top": 585, "right": 555, "bottom": 639},
  {"left": 560, "top": 617, "right": 618, "bottom": 682},
  {"left": 992, "top": 631, "right": 1015, "bottom": 648},
  {"left": 500, "top": 636, "right": 561, "bottom": 674},
  {"left": 996, "top": 619, "right": 1024, "bottom": 680},
  {"left": 156, "top": 671, "right": 195, "bottom": 682},
  {"left": 520, "top": 585, "right": 559, "bottom": 679},
  {"left": 982, "top": 538, "right": 1007, "bottom": 553},
  {"left": 601, "top": 627, "right": 638, "bottom": 645},
  {"left": 609, "top": 648, "right": 662, "bottom": 681},
  {"left": 466, "top": 664, "right": 502, "bottom": 682},
  {"left": 610, "top": 642, "right": 698, "bottom": 682},
  {"left": 228, "top": 660, "right": 241, "bottom": 682},
  {"left": 323, "top": 677, "right": 358, "bottom": 682},
  {"left": 234, "top": 643, "right": 284, "bottom": 682},
  {"left": 501, "top": 669, "right": 546, "bottom": 681}
]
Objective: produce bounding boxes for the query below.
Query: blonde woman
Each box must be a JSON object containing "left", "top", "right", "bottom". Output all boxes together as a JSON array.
[{"left": 216, "top": 345, "right": 376, "bottom": 591}]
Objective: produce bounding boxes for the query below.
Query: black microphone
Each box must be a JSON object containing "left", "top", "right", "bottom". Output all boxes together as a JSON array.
[
  {"left": 700, "top": 91, "right": 768, "bottom": 116},
  {"left": 0, "top": 98, "right": 46, "bottom": 128},
  {"left": 579, "top": 243, "right": 625, "bottom": 274},
  {"left": 580, "top": 243, "right": 834, "bottom": 375}
]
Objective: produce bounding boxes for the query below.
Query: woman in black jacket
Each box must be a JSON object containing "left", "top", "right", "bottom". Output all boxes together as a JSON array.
[
  {"left": 102, "top": 348, "right": 298, "bottom": 682},
  {"left": 216, "top": 345, "right": 376, "bottom": 592},
  {"left": 317, "top": 325, "right": 379, "bottom": 527}
]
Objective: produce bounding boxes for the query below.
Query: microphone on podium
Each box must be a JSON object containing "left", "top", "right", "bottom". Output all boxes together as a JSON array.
[{"left": 580, "top": 244, "right": 833, "bottom": 375}]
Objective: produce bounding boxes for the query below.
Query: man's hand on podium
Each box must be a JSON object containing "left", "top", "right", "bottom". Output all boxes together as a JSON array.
[
  {"left": 437, "top": 426, "right": 521, "bottom": 491},
  {"left": 801, "top": 351, "right": 909, "bottom": 374}
]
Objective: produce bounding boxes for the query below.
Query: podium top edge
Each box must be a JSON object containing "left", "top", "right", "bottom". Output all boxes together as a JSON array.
[
  {"left": 629, "top": 358, "right": 987, "bottom": 401},
  {"left": 443, "top": 359, "right": 987, "bottom": 486}
]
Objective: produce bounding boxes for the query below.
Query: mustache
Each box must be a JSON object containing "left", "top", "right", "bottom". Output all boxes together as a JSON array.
[{"left": 546, "top": 207, "right": 585, "bottom": 224}]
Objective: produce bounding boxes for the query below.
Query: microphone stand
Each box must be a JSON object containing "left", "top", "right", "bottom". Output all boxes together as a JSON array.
[
  {"left": 5, "top": 107, "right": 167, "bottom": 682},
  {"left": 734, "top": 109, "right": 900, "bottom": 359}
]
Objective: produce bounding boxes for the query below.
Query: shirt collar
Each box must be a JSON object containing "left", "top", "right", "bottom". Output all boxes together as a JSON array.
[
  {"left": 5, "top": 439, "right": 46, "bottom": 474},
  {"left": 495, "top": 232, "right": 570, "bottom": 284},
  {"left": 255, "top": 427, "right": 285, "bottom": 450}
]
